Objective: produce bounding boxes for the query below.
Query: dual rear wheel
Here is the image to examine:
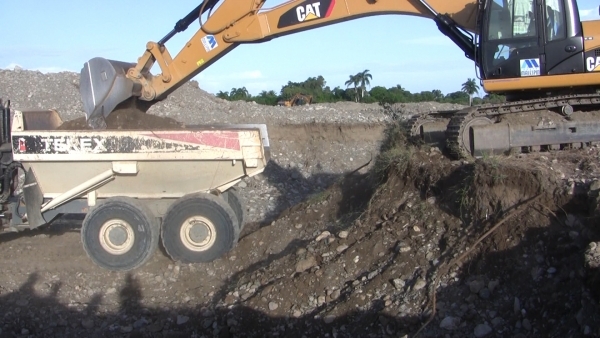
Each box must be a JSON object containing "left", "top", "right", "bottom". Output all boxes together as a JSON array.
[
  {"left": 160, "top": 192, "right": 240, "bottom": 264},
  {"left": 81, "top": 189, "right": 245, "bottom": 271},
  {"left": 81, "top": 197, "right": 159, "bottom": 271}
]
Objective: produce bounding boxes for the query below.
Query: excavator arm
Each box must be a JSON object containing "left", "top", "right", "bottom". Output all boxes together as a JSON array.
[{"left": 80, "top": 0, "right": 480, "bottom": 128}]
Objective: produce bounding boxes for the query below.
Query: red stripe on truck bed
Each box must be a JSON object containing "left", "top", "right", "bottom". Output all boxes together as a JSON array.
[{"left": 141, "top": 131, "right": 241, "bottom": 150}]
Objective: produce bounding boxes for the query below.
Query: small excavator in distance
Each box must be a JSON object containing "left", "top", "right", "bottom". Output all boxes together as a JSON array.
[
  {"left": 277, "top": 93, "right": 313, "bottom": 107},
  {"left": 80, "top": 0, "right": 600, "bottom": 158}
]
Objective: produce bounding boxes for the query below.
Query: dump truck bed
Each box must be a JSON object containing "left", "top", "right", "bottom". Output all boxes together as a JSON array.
[{"left": 11, "top": 110, "right": 270, "bottom": 199}]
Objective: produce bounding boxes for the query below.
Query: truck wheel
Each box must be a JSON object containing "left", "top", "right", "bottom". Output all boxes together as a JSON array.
[
  {"left": 81, "top": 197, "right": 159, "bottom": 271},
  {"left": 161, "top": 193, "right": 239, "bottom": 264},
  {"left": 220, "top": 188, "right": 246, "bottom": 231}
]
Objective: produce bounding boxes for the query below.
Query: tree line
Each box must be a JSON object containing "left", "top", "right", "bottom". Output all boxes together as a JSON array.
[{"left": 215, "top": 70, "right": 506, "bottom": 106}]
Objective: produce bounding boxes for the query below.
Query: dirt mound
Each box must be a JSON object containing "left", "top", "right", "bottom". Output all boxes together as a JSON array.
[
  {"left": 0, "top": 68, "right": 464, "bottom": 126},
  {"left": 237, "top": 130, "right": 600, "bottom": 337},
  {"left": 0, "top": 69, "right": 222, "bottom": 123},
  {"left": 0, "top": 123, "right": 599, "bottom": 337},
  {"left": 58, "top": 107, "right": 185, "bottom": 130}
]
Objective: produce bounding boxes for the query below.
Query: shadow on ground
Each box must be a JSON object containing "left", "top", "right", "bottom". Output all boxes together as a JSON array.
[{"left": 1, "top": 206, "right": 598, "bottom": 338}]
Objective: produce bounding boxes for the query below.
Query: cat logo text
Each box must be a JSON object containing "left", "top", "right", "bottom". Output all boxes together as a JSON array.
[
  {"left": 277, "top": 0, "right": 335, "bottom": 28},
  {"left": 297, "top": 2, "right": 322, "bottom": 22}
]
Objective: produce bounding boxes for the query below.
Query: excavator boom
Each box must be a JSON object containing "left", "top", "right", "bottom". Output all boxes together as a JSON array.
[
  {"left": 79, "top": 0, "right": 479, "bottom": 128},
  {"left": 79, "top": 0, "right": 600, "bottom": 161}
]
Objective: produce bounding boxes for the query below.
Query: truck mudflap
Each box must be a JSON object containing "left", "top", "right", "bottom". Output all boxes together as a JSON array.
[
  {"left": 0, "top": 99, "right": 11, "bottom": 147},
  {"left": 22, "top": 167, "right": 44, "bottom": 228}
]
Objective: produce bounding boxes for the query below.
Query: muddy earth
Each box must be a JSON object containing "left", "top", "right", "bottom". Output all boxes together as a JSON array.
[
  {"left": 0, "top": 124, "right": 599, "bottom": 338},
  {"left": 0, "top": 69, "right": 600, "bottom": 337}
]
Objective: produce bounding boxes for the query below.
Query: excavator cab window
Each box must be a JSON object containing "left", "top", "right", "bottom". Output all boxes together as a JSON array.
[
  {"left": 485, "top": 0, "right": 538, "bottom": 70},
  {"left": 545, "top": 0, "right": 565, "bottom": 41},
  {"left": 487, "top": 0, "right": 536, "bottom": 40},
  {"left": 481, "top": 0, "right": 584, "bottom": 82}
]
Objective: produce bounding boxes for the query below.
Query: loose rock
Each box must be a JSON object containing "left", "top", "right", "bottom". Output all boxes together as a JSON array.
[
  {"left": 474, "top": 323, "right": 492, "bottom": 337},
  {"left": 177, "top": 315, "right": 189, "bottom": 325},
  {"left": 296, "top": 256, "right": 317, "bottom": 273},
  {"left": 439, "top": 316, "right": 460, "bottom": 330}
]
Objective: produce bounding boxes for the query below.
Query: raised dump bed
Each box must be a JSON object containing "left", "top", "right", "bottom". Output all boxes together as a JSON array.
[{"left": 0, "top": 103, "right": 270, "bottom": 271}]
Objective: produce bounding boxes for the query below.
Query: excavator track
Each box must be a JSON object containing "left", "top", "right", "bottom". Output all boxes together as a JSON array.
[
  {"left": 445, "top": 107, "right": 483, "bottom": 159},
  {"left": 405, "top": 111, "right": 454, "bottom": 147},
  {"left": 406, "top": 114, "right": 438, "bottom": 142},
  {"left": 409, "top": 93, "right": 600, "bottom": 159}
]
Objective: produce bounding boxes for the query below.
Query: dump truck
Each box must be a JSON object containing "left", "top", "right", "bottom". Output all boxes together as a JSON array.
[{"left": 0, "top": 100, "right": 270, "bottom": 271}]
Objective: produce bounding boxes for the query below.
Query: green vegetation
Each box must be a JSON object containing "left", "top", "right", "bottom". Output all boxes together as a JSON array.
[
  {"left": 215, "top": 71, "right": 506, "bottom": 106},
  {"left": 479, "top": 154, "right": 507, "bottom": 185},
  {"left": 371, "top": 123, "right": 412, "bottom": 182}
]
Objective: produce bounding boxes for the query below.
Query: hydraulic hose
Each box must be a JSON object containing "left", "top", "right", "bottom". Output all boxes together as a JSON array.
[{"left": 159, "top": 0, "right": 221, "bottom": 45}]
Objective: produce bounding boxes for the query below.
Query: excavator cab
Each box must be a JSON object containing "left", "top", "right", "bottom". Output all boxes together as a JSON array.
[{"left": 480, "top": 0, "right": 585, "bottom": 92}]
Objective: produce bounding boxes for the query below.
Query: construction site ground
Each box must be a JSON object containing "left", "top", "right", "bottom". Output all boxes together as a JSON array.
[{"left": 0, "top": 69, "right": 599, "bottom": 337}]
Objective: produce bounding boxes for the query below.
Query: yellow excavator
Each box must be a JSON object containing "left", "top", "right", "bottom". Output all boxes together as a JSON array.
[
  {"left": 277, "top": 93, "right": 313, "bottom": 107},
  {"left": 80, "top": 0, "right": 600, "bottom": 158}
]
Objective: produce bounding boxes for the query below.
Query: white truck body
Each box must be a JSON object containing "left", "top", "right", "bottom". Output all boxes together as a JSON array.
[{"left": 11, "top": 110, "right": 269, "bottom": 202}]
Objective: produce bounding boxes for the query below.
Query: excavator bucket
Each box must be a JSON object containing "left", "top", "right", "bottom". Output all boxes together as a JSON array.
[{"left": 79, "top": 57, "right": 137, "bottom": 129}]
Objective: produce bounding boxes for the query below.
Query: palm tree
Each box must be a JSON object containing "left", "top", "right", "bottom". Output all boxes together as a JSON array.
[
  {"left": 344, "top": 74, "right": 360, "bottom": 102},
  {"left": 229, "top": 87, "right": 250, "bottom": 101},
  {"left": 432, "top": 89, "right": 443, "bottom": 101},
  {"left": 216, "top": 91, "right": 230, "bottom": 100},
  {"left": 356, "top": 69, "right": 373, "bottom": 100},
  {"left": 461, "top": 78, "right": 480, "bottom": 106}
]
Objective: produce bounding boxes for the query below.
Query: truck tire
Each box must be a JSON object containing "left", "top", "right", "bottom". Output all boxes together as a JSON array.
[
  {"left": 161, "top": 193, "right": 239, "bottom": 264},
  {"left": 81, "top": 197, "right": 159, "bottom": 271},
  {"left": 220, "top": 188, "right": 246, "bottom": 232}
]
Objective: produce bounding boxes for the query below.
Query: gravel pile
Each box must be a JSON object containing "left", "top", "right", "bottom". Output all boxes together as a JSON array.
[{"left": 0, "top": 68, "right": 465, "bottom": 125}]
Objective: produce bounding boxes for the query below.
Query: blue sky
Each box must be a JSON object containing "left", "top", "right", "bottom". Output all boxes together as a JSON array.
[{"left": 2, "top": 0, "right": 599, "bottom": 96}]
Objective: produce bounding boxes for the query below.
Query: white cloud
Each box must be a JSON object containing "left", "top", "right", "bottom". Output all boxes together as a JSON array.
[
  {"left": 4, "top": 63, "right": 23, "bottom": 70},
  {"left": 196, "top": 80, "right": 283, "bottom": 96},
  {"left": 194, "top": 70, "right": 267, "bottom": 94},
  {"left": 33, "top": 66, "right": 73, "bottom": 73},
  {"left": 580, "top": 8, "right": 599, "bottom": 20},
  {"left": 3, "top": 63, "right": 73, "bottom": 73}
]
